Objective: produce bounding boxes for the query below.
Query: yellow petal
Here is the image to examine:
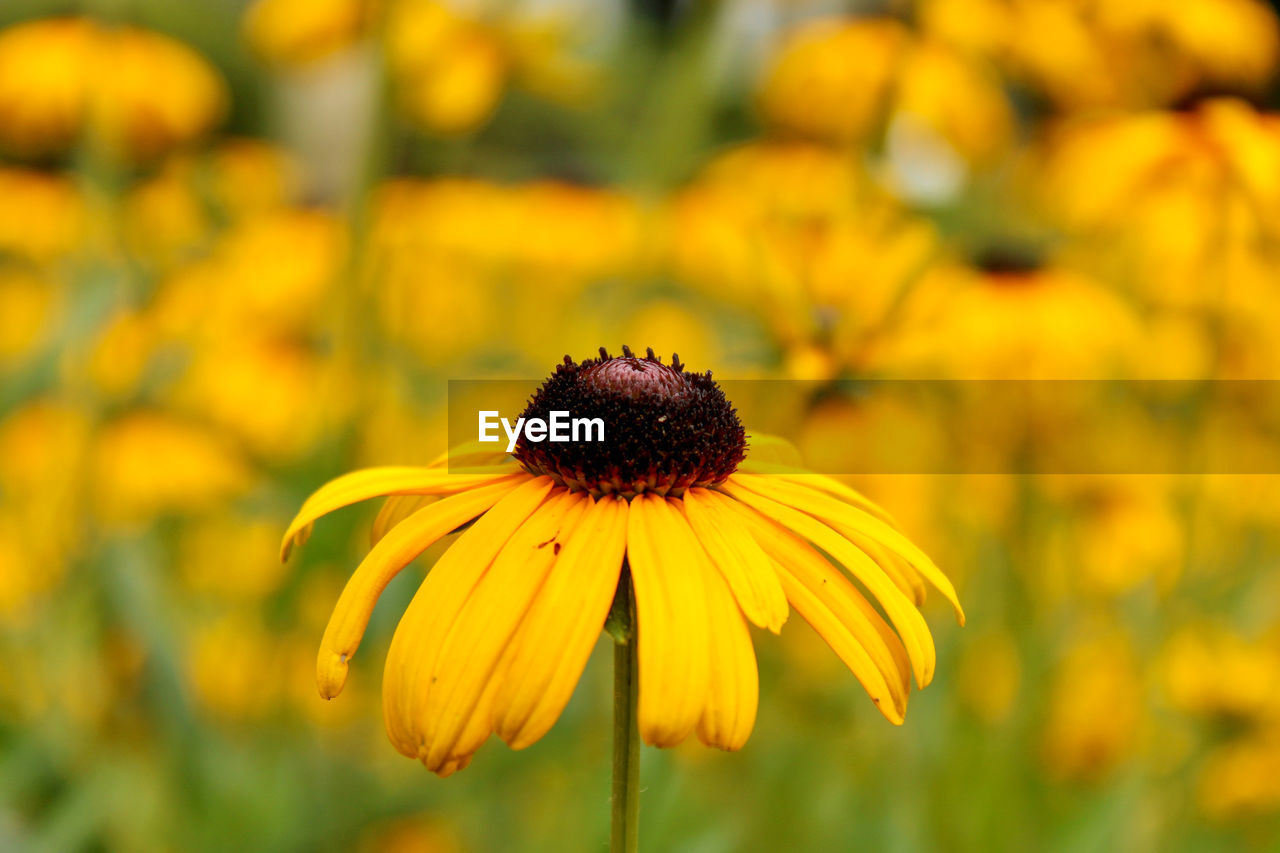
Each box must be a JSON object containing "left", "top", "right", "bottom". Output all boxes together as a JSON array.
[
  {"left": 849, "top": 528, "right": 928, "bottom": 606},
  {"left": 428, "top": 439, "right": 518, "bottom": 469},
  {"left": 721, "top": 478, "right": 936, "bottom": 688},
  {"left": 424, "top": 670, "right": 500, "bottom": 777},
  {"left": 381, "top": 475, "right": 556, "bottom": 757},
  {"left": 681, "top": 487, "right": 789, "bottom": 633},
  {"left": 697, "top": 565, "right": 759, "bottom": 750},
  {"left": 742, "top": 432, "right": 804, "bottom": 467},
  {"left": 722, "top": 497, "right": 911, "bottom": 721},
  {"left": 419, "top": 490, "right": 590, "bottom": 772},
  {"left": 370, "top": 494, "right": 435, "bottom": 547},
  {"left": 732, "top": 473, "right": 963, "bottom": 624},
  {"left": 281, "top": 466, "right": 528, "bottom": 560},
  {"left": 627, "top": 493, "right": 711, "bottom": 748},
  {"left": 315, "top": 476, "right": 524, "bottom": 699},
  {"left": 492, "top": 494, "right": 629, "bottom": 749},
  {"left": 730, "top": 465, "right": 899, "bottom": 526}
]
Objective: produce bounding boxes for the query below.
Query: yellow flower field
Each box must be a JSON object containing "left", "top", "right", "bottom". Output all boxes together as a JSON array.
[{"left": 3, "top": 1, "right": 1280, "bottom": 850}]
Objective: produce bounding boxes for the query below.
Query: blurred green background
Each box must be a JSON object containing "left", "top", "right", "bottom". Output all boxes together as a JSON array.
[{"left": 4, "top": 0, "right": 1280, "bottom": 850}]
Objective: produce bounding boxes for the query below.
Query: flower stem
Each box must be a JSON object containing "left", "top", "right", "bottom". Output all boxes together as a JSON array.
[{"left": 610, "top": 576, "right": 640, "bottom": 853}]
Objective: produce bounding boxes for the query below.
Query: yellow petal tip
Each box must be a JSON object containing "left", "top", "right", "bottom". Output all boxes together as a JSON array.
[
  {"left": 316, "top": 653, "right": 350, "bottom": 700},
  {"left": 874, "top": 696, "right": 906, "bottom": 725}
]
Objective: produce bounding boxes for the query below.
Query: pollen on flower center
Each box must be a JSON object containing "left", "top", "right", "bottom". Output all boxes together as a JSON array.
[{"left": 512, "top": 346, "right": 747, "bottom": 498}]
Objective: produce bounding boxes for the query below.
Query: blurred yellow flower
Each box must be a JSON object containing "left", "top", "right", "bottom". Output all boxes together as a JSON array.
[
  {"left": 244, "top": 0, "right": 371, "bottom": 66},
  {"left": 1042, "top": 475, "right": 1185, "bottom": 598},
  {"left": 283, "top": 350, "right": 962, "bottom": 774},
  {"left": 1074, "top": 488, "right": 1183, "bottom": 597},
  {"left": 208, "top": 138, "right": 300, "bottom": 218},
  {"left": 188, "top": 610, "right": 283, "bottom": 721},
  {"left": 1042, "top": 631, "right": 1144, "bottom": 781},
  {"left": 760, "top": 18, "right": 908, "bottom": 145},
  {"left": 0, "top": 168, "right": 84, "bottom": 261},
  {"left": 0, "top": 401, "right": 89, "bottom": 571},
  {"left": 870, "top": 258, "right": 1142, "bottom": 378},
  {"left": 1161, "top": 625, "right": 1280, "bottom": 721},
  {"left": 1099, "top": 0, "right": 1280, "bottom": 97},
  {"left": 759, "top": 17, "right": 1013, "bottom": 183},
  {"left": 123, "top": 162, "right": 212, "bottom": 268},
  {"left": 180, "top": 516, "right": 291, "bottom": 601},
  {"left": 0, "top": 513, "right": 64, "bottom": 622},
  {"left": 404, "top": 29, "right": 507, "bottom": 135},
  {"left": 155, "top": 208, "right": 345, "bottom": 339},
  {"left": 385, "top": 0, "right": 597, "bottom": 136},
  {"left": 91, "top": 412, "right": 254, "bottom": 523},
  {"left": 1040, "top": 99, "right": 1280, "bottom": 323},
  {"left": 0, "top": 17, "right": 95, "bottom": 156},
  {"left": 0, "top": 18, "right": 226, "bottom": 161},
  {"left": 375, "top": 255, "right": 495, "bottom": 363},
  {"left": 390, "top": 178, "right": 645, "bottom": 286},
  {"left": 620, "top": 300, "right": 722, "bottom": 376},
  {"left": 922, "top": 0, "right": 1279, "bottom": 110},
  {"left": 882, "top": 39, "right": 1013, "bottom": 200},
  {"left": 352, "top": 377, "right": 450, "bottom": 466},
  {"left": 1197, "top": 734, "right": 1280, "bottom": 818},
  {"left": 88, "top": 309, "right": 158, "bottom": 398},
  {"left": 122, "top": 139, "right": 299, "bottom": 268},
  {"left": 172, "top": 339, "right": 349, "bottom": 462},
  {"left": 93, "top": 26, "right": 228, "bottom": 161},
  {"left": 0, "top": 265, "right": 58, "bottom": 367},
  {"left": 667, "top": 141, "right": 937, "bottom": 360},
  {"left": 388, "top": 0, "right": 507, "bottom": 134},
  {"left": 368, "top": 178, "right": 648, "bottom": 363}
]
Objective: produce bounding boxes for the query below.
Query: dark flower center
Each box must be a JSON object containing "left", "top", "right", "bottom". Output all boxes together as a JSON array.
[
  {"left": 972, "top": 244, "right": 1045, "bottom": 277},
  {"left": 513, "top": 346, "right": 747, "bottom": 498}
]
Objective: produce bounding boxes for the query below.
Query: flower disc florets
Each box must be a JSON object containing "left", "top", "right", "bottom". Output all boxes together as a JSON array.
[{"left": 513, "top": 347, "right": 747, "bottom": 498}]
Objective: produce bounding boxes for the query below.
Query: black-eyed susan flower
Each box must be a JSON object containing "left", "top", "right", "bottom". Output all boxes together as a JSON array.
[{"left": 282, "top": 348, "right": 963, "bottom": 777}]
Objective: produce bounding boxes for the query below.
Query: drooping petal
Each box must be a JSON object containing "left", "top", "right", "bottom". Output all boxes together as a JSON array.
[
  {"left": 492, "top": 494, "right": 629, "bottom": 750},
  {"left": 370, "top": 494, "right": 434, "bottom": 547},
  {"left": 281, "top": 467, "right": 528, "bottom": 560},
  {"left": 721, "top": 478, "right": 937, "bottom": 688},
  {"left": 417, "top": 491, "right": 591, "bottom": 773},
  {"left": 846, "top": 527, "right": 927, "bottom": 606},
  {"left": 626, "top": 493, "right": 711, "bottom": 748},
  {"left": 681, "top": 487, "right": 788, "bottom": 633},
  {"left": 721, "top": 497, "right": 911, "bottom": 722},
  {"left": 697, "top": 564, "right": 759, "bottom": 750},
  {"left": 316, "top": 476, "right": 527, "bottom": 699},
  {"left": 731, "top": 473, "right": 963, "bottom": 624},
  {"left": 381, "top": 476, "right": 556, "bottom": 758}
]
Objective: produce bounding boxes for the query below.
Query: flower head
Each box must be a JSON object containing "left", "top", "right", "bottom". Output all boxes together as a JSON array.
[
  {"left": 283, "top": 350, "right": 963, "bottom": 775},
  {"left": 513, "top": 346, "right": 745, "bottom": 498}
]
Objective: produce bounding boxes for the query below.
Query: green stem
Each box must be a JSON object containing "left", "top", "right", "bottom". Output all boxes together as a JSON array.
[{"left": 610, "top": 578, "right": 640, "bottom": 853}]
